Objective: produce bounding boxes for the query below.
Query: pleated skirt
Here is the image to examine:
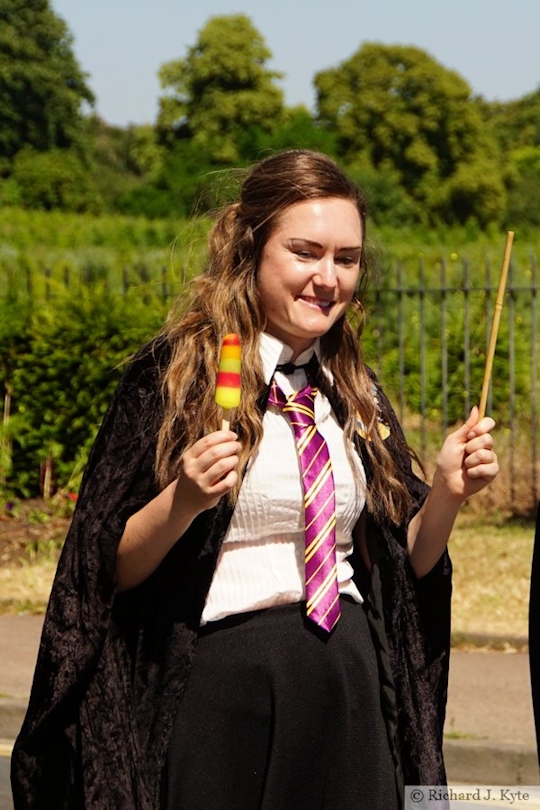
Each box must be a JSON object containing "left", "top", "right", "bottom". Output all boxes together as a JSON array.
[{"left": 164, "top": 597, "right": 399, "bottom": 810}]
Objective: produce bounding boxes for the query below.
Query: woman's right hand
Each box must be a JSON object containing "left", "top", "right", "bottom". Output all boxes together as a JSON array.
[
  {"left": 116, "top": 430, "right": 241, "bottom": 592},
  {"left": 176, "top": 430, "right": 242, "bottom": 514}
]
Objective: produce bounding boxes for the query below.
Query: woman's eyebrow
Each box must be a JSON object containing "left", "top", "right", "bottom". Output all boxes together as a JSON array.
[
  {"left": 289, "top": 238, "right": 362, "bottom": 251},
  {"left": 289, "top": 238, "right": 322, "bottom": 248}
]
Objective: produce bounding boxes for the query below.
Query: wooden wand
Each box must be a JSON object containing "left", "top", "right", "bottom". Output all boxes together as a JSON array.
[{"left": 478, "top": 230, "right": 515, "bottom": 419}]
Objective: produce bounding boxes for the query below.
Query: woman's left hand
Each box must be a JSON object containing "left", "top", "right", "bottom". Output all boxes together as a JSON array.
[
  {"left": 408, "top": 406, "right": 499, "bottom": 577},
  {"left": 434, "top": 405, "right": 499, "bottom": 503}
]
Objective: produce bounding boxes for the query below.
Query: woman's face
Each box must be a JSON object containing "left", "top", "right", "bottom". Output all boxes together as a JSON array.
[{"left": 257, "top": 197, "right": 362, "bottom": 359}]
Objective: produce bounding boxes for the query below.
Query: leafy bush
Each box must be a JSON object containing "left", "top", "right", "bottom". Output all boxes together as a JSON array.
[
  {"left": 10, "top": 148, "right": 101, "bottom": 212},
  {"left": 0, "top": 208, "right": 538, "bottom": 512},
  {"left": 0, "top": 286, "right": 167, "bottom": 496}
]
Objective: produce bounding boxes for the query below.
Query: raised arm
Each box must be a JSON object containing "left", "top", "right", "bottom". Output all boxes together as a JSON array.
[{"left": 407, "top": 406, "right": 498, "bottom": 578}]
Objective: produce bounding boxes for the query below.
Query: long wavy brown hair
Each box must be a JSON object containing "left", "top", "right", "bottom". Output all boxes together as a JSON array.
[{"left": 156, "top": 149, "right": 414, "bottom": 524}]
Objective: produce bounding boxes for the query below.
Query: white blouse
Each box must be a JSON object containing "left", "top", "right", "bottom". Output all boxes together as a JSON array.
[{"left": 201, "top": 333, "right": 366, "bottom": 625}]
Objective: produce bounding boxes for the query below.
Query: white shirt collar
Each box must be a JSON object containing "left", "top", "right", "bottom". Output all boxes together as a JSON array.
[{"left": 259, "top": 333, "right": 321, "bottom": 385}]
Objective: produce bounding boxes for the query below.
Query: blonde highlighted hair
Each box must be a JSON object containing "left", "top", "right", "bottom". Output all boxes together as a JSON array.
[{"left": 156, "top": 149, "right": 413, "bottom": 524}]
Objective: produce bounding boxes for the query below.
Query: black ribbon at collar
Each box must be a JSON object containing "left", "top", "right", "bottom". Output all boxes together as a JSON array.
[
  {"left": 275, "top": 361, "right": 311, "bottom": 375},
  {"left": 275, "top": 354, "right": 320, "bottom": 385}
]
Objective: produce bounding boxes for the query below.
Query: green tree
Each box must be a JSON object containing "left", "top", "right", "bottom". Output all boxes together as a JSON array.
[
  {"left": 157, "top": 14, "right": 284, "bottom": 163},
  {"left": 118, "top": 139, "right": 217, "bottom": 218},
  {"left": 481, "top": 88, "right": 540, "bottom": 228},
  {"left": 482, "top": 87, "right": 540, "bottom": 152},
  {"left": 10, "top": 146, "right": 100, "bottom": 212},
  {"left": 81, "top": 116, "right": 166, "bottom": 212},
  {"left": 314, "top": 43, "right": 505, "bottom": 226},
  {"left": 237, "top": 106, "right": 339, "bottom": 162},
  {"left": 504, "top": 146, "right": 540, "bottom": 228},
  {"left": 0, "top": 0, "right": 94, "bottom": 161}
]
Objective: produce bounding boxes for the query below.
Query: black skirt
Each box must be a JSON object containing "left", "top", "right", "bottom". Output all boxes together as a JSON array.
[{"left": 165, "top": 597, "right": 399, "bottom": 810}]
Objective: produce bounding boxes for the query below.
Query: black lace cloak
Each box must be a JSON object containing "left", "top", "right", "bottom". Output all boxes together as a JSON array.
[
  {"left": 11, "top": 340, "right": 452, "bottom": 808},
  {"left": 530, "top": 503, "right": 540, "bottom": 765}
]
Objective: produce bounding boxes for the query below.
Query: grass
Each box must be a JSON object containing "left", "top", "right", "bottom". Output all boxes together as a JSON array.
[
  {"left": 442, "top": 730, "right": 477, "bottom": 740},
  {"left": 449, "top": 513, "right": 534, "bottom": 642},
  {"left": 0, "top": 557, "right": 56, "bottom": 615}
]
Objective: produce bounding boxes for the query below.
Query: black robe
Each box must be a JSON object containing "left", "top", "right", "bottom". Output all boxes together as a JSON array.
[
  {"left": 11, "top": 339, "right": 452, "bottom": 809},
  {"left": 530, "top": 502, "right": 540, "bottom": 765}
]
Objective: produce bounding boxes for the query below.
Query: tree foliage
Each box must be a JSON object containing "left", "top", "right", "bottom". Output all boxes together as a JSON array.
[
  {"left": 314, "top": 43, "right": 506, "bottom": 226},
  {"left": 1, "top": 4, "right": 539, "bottom": 230},
  {"left": 483, "top": 87, "right": 540, "bottom": 152},
  {"left": 481, "top": 87, "right": 540, "bottom": 228},
  {"left": 78, "top": 116, "right": 166, "bottom": 213},
  {"left": 157, "top": 14, "right": 284, "bottom": 162},
  {"left": 236, "top": 106, "right": 339, "bottom": 163},
  {"left": 0, "top": 0, "right": 94, "bottom": 161},
  {"left": 9, "top": 146, "right": 100, "bottom": 211},
  {"left": 0, "top": 286, "right": 165, "bottom": 496}
]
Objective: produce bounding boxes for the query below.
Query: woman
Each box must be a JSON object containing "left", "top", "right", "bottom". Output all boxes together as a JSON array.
[
  {"left": 530, "top": 502, "right": 540, "bottom": 765},
  {"left": 11, "top": 149, "right": 498, "bottom": 809}
]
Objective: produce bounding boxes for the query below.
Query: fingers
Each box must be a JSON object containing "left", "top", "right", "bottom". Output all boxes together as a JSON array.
[
  {"left": 437, "top": 408, "right": 499, "bottom": 498},
  {"left": 464, "top": 448, "right": 498, "bottom": 475},
  {"left": 448, "top": 411, "right": 495, "bottom": 458},
  {"left": 464, "top": 431, "right": 494, "bottom": 455},
  {"left": 183, "top": 432, "right": 241, "bottom": 481},
  {"left": 467, "top": 413, "right": 496, "bottom": 440},
  {"left": 179, "top": 431, "right": 242, "bottom": 506},
  {"left": 188, "top": 430, "right": 239, "bottom": 461},
  {"left": 463, "top": 429, "right": 499, "bottom": 484},
  {"left": 463, "top": 409, "right": 497, "bottom": 482}
]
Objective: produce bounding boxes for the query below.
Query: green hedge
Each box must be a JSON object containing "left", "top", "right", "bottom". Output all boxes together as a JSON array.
[
  {"left": 0, "top": 287, "right": 168, "bottom": 496},
  {"left": 1, "top": 209, "right": 538, "bottom": 497}
]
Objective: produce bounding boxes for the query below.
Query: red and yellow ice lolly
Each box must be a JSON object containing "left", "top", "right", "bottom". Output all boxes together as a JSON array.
[{"left": 215, "top": 333, "right": 241, "bottom": 429}]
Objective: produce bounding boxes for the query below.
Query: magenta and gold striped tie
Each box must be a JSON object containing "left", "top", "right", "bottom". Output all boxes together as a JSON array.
[{"left": 269, "top": 380, "right": 341, "bottom": 633}]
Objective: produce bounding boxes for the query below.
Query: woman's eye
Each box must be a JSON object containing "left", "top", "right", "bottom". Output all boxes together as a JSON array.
[
  {"left": 296, "top": 250, "right": 314, "bottom": 260},
  {"left": 337, "top": 256, "right": 356, "bottom": 266}
]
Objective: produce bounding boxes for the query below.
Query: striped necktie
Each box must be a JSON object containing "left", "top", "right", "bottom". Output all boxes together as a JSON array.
[{"left": 269, "top": 379, "right": 341, "bottom": 633}]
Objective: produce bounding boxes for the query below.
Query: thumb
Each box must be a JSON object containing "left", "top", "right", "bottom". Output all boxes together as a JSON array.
[
  {"left": 463, "top": 405, "right": 480, "bottom": 438},
  {"left": 467, "top": 404, "right": 480, "bottom": 429},
  {"left": 453, "top": 406, "right": 479, "bottom": 441}
]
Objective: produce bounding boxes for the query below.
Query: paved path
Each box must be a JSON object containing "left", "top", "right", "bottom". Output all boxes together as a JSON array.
[
  {"left": 0, "top": 615, "right": 41, "bottom": 699},
  {"left": 445, "top": 648, "right": 539, "bottom": 786},
  {"left": 447, "top": 648, "right": 536, "bottom": 746},
  {"left": 0, "top": 755, "right": 12, "bottom": 810},
  {"left": 0, "top": 614, "right": 539, "bottom": 803}
]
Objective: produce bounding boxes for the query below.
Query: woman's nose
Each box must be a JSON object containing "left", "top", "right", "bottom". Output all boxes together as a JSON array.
[{"left": 314, "top": 257, "right": 337, "bottom": 286}]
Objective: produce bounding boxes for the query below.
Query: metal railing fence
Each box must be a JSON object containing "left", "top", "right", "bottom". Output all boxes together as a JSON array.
[
  {"left": 1, "top": 256, "right": 539, "bottom": 514},
  {"left": 363, "top": 256, "right": 539, "bottom": 514}
]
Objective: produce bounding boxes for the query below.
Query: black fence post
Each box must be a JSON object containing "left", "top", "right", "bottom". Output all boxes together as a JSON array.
[
  {"left": 45, "top": 266, "right": 51, "bottom": 301},
  {"left": 532, "top": 256, "right": 538, "bottom": 507}
]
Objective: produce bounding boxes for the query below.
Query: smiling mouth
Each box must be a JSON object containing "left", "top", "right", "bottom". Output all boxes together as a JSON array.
[{"left": 297, "top": 296, "right": 335, "bottom": 310}]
